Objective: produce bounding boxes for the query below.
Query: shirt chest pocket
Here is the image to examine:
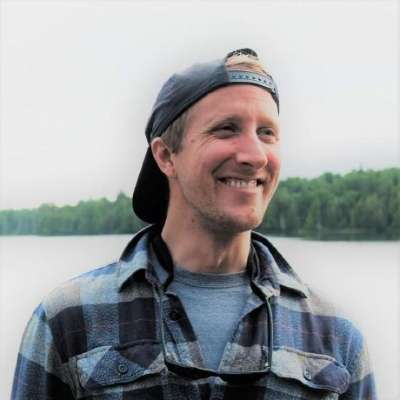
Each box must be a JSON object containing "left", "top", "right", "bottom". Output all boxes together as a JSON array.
[
  {"left": 267, "top": 347, "right": 351, "bottom": 399},
  {"left": 70, "top": 341, "right": 165, "bottom": 399}
]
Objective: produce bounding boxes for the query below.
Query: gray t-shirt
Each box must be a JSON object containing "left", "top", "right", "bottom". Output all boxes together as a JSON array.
[{"left": 168, "top": 266, "right": 252, "bottom": 370}]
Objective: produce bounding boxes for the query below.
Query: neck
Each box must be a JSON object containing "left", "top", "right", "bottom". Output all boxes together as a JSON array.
[{"left": 161, "top": 213, "right": 251, "bottom": 274}]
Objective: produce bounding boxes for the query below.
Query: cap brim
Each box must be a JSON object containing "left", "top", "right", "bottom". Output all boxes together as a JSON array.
[{"left": 132, "top": 147, "right": 169, "bottom": 224}]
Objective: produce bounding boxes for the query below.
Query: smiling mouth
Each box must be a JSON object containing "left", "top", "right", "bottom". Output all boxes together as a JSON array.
[{"left": 218, "top": 177, "right": 264, "bottom": 189}]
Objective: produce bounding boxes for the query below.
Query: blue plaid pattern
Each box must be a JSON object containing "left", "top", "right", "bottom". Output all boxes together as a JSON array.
[{"left": 12, "top": 225, "right": 376, "bottom": 399}]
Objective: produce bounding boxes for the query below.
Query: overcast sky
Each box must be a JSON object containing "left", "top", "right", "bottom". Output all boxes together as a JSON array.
[{"left": 1, "top": 0, "right": 398, "bottom": 210}]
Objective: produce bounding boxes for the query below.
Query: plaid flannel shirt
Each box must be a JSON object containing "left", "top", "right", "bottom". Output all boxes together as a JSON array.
[{"left": 12, "top": 225, "right": 376, "bottom": 399}]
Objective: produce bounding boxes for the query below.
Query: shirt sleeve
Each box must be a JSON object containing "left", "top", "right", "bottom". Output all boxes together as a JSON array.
[
  {"left": 11, "top": 304, "right": 75, "bottom": 400},
  {"left": 340, "top": 332, "right": 377, "bottom": 400}
]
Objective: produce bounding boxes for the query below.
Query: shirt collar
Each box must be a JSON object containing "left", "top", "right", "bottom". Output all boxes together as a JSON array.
[
  {"left": 251, "top": 232, "right": 309, "bottom": 298},
  {"left": 117, "top": 225, "right": 309, "bottom": 298},
  {"left": 117, "top": 225, "right": 158, "bottom": 290}
]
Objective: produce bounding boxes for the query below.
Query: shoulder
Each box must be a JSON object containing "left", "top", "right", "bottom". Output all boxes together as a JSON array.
[
  {"left": 39, "top": 226, "right": 156, "bottom": 321},
  {"left": 277, "top": 280, "right": 365, "bottom": 361},
  {"left": 40, "top": 261, "right": 121, "bottom": 321}
]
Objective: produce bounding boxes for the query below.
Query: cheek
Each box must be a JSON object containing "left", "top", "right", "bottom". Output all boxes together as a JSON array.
[
  {"left": 267, "top": 147, "right": 281, "bottom": 174},
  {"left": 202, "top": 144, "right": 236, "bottom": 172}
]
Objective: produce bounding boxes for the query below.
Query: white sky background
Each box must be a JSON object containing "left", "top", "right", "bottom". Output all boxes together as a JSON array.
[{"left": 0, "top": 0, "right": 398, "bottom": 210}]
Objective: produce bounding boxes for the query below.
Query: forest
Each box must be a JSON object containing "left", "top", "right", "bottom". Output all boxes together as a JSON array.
[{"left": 1, "top": 168, "right": 399, "bottom": 239}]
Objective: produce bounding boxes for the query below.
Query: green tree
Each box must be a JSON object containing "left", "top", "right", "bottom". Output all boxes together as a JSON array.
[{"left": 1, "top": 168, "right": 398, "bottom": 239}]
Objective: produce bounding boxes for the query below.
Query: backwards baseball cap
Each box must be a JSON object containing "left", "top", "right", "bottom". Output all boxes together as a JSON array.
[{"left": 132, "top": 48, "right": 279, "bottom": 224}]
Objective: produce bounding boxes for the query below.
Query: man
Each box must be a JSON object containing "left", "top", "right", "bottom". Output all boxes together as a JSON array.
[{"left": 12, "top": 49, "right": 376, "bottom": 399}]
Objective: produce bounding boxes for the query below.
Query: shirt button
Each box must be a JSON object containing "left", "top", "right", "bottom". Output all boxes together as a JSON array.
[
  {"left": 169, "top": 310, "right": 181, "bottom": 321},
  {"left": 303, "top": 368, "right": 312, "bottom": 380},
  {"left": 117, "top": 362, "right": 129, "bottom": 375}
]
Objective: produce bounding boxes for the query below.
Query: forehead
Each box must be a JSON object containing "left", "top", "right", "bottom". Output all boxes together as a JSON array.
[{"left": 185, "top": 84, "right": 279, "bottom": 129}]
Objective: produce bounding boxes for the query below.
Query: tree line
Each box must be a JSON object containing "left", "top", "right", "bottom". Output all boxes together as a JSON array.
[{"left": 1, "top": 168, "right": 399, "bottom": 239}]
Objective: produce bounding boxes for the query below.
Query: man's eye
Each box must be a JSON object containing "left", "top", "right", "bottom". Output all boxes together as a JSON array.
[
  {"left": 211, "top": 124, "right": 238, "bottom": 137},
  {"left": 258, "top": 128, "right": 275, "bottom": 136},
  {"left": 218, "top": 124, "right": 236, "bottom": 131}
]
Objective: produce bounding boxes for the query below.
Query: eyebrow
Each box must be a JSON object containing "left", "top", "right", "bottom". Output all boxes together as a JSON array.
[
  {"left": 205, "top": 114, "right": 279, "bottom": 131},
  {"left": 206, "top": 116, "right": 240, "bottom": 128}
]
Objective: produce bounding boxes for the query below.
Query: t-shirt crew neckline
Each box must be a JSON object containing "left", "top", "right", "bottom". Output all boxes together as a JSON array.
[{"left": 173, "top": 265, "right": 249, "bottom": 288}]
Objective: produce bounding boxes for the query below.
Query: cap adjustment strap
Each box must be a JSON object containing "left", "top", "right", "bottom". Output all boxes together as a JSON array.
[{"left": 227, "top": 70, "right": 277, "bottom": 94}]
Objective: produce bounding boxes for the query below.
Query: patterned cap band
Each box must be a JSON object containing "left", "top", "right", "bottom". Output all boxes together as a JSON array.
[{"left": 227, "top": 70, "right": 278, "bottom": 95}]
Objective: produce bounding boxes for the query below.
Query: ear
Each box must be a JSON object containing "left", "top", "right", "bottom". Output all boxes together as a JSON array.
[{"left": 151, "top": 137, "right": 177, "bottom": 178}]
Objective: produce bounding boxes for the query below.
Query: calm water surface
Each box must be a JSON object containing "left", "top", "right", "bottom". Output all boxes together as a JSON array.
[{"left": 1, "top": 235, "right": 399, "bottom": 399}]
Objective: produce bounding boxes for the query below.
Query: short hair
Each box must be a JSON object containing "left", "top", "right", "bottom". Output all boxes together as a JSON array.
[
  {"left": 159, "top": 53, "right": 270, "bottom": 153},
  {"left": 159, "top": 109, "right": 189, "bottom": 153}
]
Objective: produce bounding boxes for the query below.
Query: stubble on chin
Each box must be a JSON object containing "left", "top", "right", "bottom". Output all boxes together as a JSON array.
[{"left": 194, "top": 205, "right": 266, "bottom": 237}]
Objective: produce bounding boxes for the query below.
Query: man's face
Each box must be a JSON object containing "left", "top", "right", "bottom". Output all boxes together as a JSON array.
[{"left": 168, "top": 84, "right": 280, "bottom": 234}]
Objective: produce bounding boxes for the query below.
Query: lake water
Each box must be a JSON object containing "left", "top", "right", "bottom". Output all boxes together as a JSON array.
[{"left": 0, "top": 235, "right": 398, "bottom": 399}]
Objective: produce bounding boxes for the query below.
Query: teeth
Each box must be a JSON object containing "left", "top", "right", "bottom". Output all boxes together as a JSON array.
[{"left": 223, "top": 178, "right": 258, "bottom": 188}]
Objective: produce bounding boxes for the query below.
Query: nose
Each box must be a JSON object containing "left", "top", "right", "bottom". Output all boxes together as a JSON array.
[{"left": 234, "top": 132, "right": 269, "bottom": 170}]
